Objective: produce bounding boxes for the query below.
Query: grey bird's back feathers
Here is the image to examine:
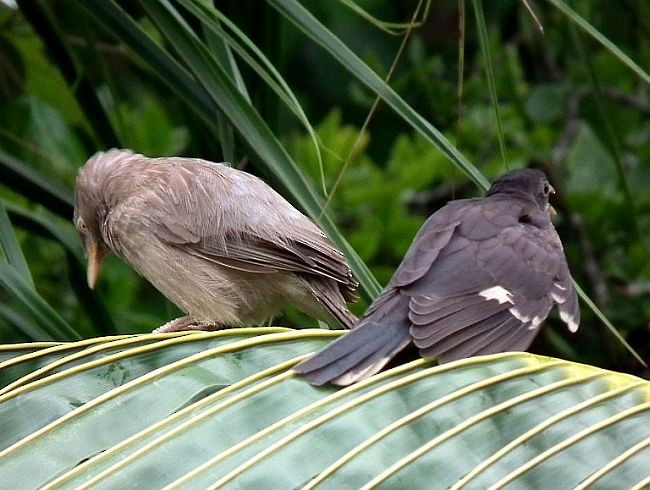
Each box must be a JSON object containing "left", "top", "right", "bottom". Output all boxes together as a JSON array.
[
  {"left": 74, "top": 149, "right": 357, "bottom": 328},
  {"left": 295, "top": 169, "right": 580, "bottom": 385}
]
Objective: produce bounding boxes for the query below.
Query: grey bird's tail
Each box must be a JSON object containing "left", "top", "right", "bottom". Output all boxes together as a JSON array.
[{"left": 294, "top": 290, "right": 412, "bottom": 386}]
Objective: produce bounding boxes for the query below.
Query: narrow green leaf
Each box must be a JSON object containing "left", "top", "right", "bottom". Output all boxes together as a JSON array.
[
  {"left": 82, "top": 1, "right": 217, "bottom": 116},
  {"left": 470, "top": 0, "right": 508, "bottom": 168},
  {"left": 574, "top": 280, "right": 646, "bottom": 368},
  {"left": 456, "top": 0, "right": 466, "bottom": 146},
  {"left": 3, "top": 201, "right": 81, "bottom": 262},
  {"left": 519, "top": 0, "right": 544, "bottom": 33},
  {"left": 200, "top": 8, "right": 247, "bottom": 165},
  {"left": 545, "top": 0, "right": 650, "bottom": 85},
  {"left": 0, "top": 306, "right": 49, "bottom": 345},
  {"left": 570, "top": 25, "right": 639, "bottom": 238},
  {"left": 0, "top": 201, "right": 33, "bottom": 287},
  {"left": 337, "top": 0, "right": 432, "bottom": 35},
  {"left": 180, "top": 0, "right": 327, "bottom": 195},
  {"left": 204, "top": 30, "right": 239, "bottom": 164},
  {"left": 16, "top": 0, "right": 120, "bottom": 147},
  {"left": 0, "top": 260, "right": 81, "bottom": 341},
  {"left": 204, "top": 24, "right": 251, "bottom": 103},
  {"left": 4, "top": 201, "right": 116, "bottom": 336},
  {"left": 268, "top": 0, "right": 490, "bottom": 191},
  {"left": 0, "top": 149, "right": 74, "bottom": 219}
]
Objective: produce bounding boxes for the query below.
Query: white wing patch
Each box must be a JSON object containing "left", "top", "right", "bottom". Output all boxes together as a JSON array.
[
  {"left": 560, "top": 309, "right": 580, "bottom": 333},
  {"left": 479, "top": 286, "right": 514, "bottom": 305},
  {"left": 526, "top": 315, "right": 544, "bottom": 330},
  {"left": 551, "top": 292, "right": 565, "bottom": 303},
  {"left": 509, "top": 307, "right": 529, "bottom": 323},
  {"left": 509, "top": 308, "right": 543, "bottom": 331},
  {"left": 551, "top": 282, "right": 568, "bottom": 303}
]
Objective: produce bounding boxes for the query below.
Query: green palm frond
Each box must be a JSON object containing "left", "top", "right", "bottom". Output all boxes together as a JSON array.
[{"left": 0, "top": 329, "right": 647, "bottom": 488}]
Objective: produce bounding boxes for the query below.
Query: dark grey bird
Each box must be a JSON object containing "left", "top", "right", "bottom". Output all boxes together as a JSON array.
[
  {"left": 294, "top": 169, "right": 580, "bottom": 385},
  {"left": 74, "top": 149, "right": 357, "bottom": 331}
]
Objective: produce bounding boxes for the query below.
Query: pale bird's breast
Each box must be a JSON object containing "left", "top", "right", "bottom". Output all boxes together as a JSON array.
[{"left": 109, "top": 227, "right": 235, "bottom": 321}]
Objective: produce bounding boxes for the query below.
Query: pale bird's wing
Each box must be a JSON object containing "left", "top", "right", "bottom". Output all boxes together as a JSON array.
[{"left": 143, "top": 159, "right": 357, "bottom": 298}]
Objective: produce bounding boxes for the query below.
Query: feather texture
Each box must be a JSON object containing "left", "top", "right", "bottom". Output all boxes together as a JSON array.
[
  {"left": 295, "top": 168, "right": 580, "bottom": 385},
  {"left": 74, "top": 149, "right": 358, "bottom": 328}
]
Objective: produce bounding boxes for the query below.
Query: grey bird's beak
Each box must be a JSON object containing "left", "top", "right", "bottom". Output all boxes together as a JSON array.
[
  {"left": 86, "top": 241, "right": 106, "bottom": 289},
  {"left": 548, "top": 184, "right": 557, "bottom": 216}
]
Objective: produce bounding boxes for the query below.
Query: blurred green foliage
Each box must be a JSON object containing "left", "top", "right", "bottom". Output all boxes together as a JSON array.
[{"left": 0, "top": 0, "right": 648, "bottom": 376}]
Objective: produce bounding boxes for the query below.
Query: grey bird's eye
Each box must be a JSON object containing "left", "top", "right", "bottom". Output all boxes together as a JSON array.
[{"left": 543, "top": 182, "right": 552, "bottom": 196}]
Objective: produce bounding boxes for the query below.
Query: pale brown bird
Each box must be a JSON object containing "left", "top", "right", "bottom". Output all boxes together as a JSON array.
[{"left": 74, "top": 149, "right": 358, "bottom": 331}]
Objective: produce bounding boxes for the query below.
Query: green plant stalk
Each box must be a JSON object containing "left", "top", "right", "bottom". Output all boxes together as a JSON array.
[
  {"left": 573, "top": 281, "right": 646, "bottom": 368},
  {"left": 546, "top": 0, "right": 650, "bottom": 85},
  {"left": 337, "top": 0, "right": 431, "bottom": 35},
  {"left": 318, "top": 0, "right": 427, "bottom": 218},
  {"left": 456, "top": 0, "right": 466, "bottom": 147},
  {"left": 204, "top": 27, "right": 239, "bottom": 165},
  {"left": 470, "top": 0, "right": 508, "bottom": 169},
  {"left": 570, "top": 25, "right": 640, "bottom": 239},
  {"left": 268, "top": 0, "right": 490, "bottom": 191},
  {"left": 179, "top": 0, "right": 327, "bottom": 195}
]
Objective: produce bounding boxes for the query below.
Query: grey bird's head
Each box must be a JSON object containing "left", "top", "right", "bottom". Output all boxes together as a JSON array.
[
  {"left": 74, "top": 149, "right": 137, "bottom": 289},
  {"left": 486, "top": 168, "right": 555, "bottom": 213}
]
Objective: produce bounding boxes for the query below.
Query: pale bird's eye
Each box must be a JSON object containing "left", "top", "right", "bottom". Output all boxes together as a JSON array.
[
  {"left": 77, "top": 218, "right": 88, "bottom": 233},
  {"left": 543, "top": 182, "right": 552, "bottom": 196}
]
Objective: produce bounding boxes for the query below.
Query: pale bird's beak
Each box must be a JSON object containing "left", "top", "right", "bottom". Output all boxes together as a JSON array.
[{"left": 86, "top": 241, "right": 106, "bottom": 289}]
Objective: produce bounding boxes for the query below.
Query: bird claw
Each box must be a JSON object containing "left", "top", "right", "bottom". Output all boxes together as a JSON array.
[{"left": 152, "top": 316, "right": 222, "bottom": 333}]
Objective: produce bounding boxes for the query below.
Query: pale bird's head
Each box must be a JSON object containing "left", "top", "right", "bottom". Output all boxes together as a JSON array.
[{"left": 74, "top": 149, "right": 138, "bottom": 289}]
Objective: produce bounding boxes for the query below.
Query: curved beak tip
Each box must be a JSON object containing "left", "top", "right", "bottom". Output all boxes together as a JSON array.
[{"left": 86, "top": 242, "right": 105, "bottom": 290}]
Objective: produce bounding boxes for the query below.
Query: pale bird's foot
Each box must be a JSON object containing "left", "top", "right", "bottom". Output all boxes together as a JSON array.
[{"left": 152, "top": 315, "right": 222, "bottom": 333}]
